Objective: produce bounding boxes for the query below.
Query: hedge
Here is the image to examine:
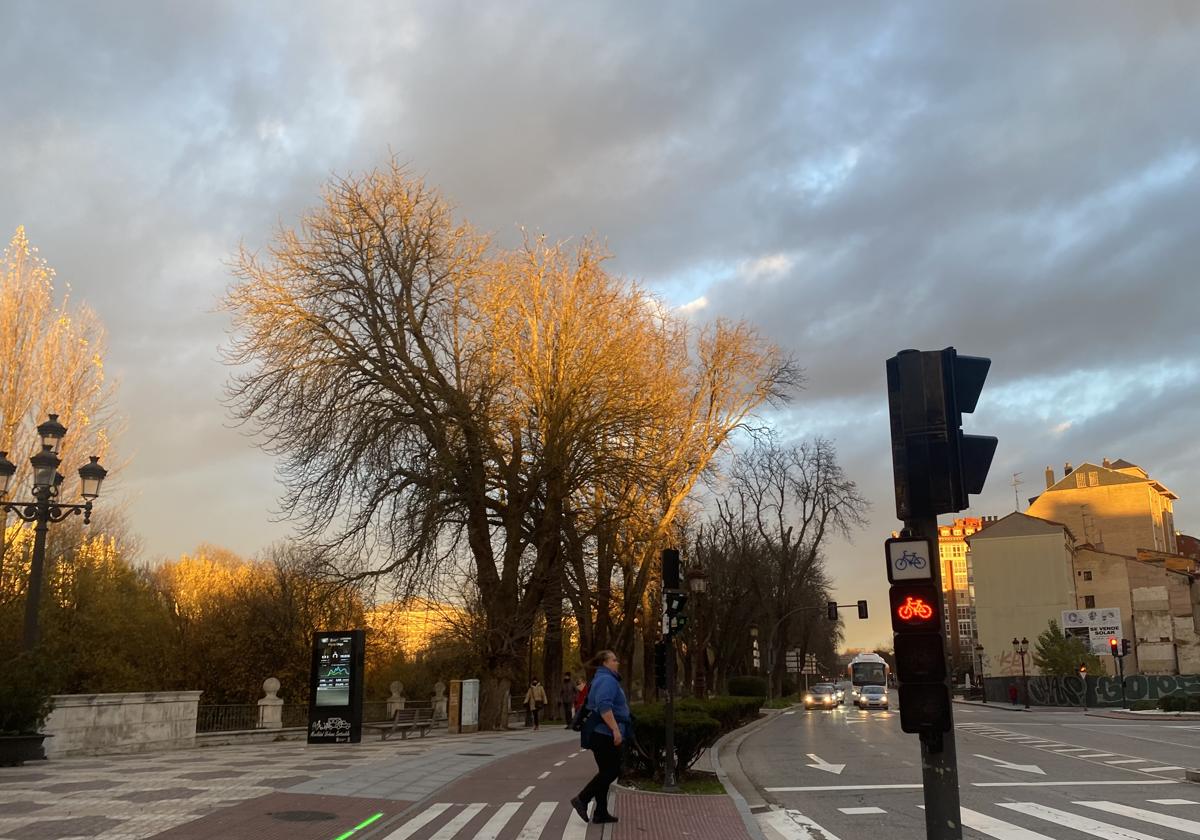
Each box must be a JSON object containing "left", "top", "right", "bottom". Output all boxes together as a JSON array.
[
  {"left": 727, "top": 676, "right": 767, "bottom": 698},
  {"left": 627, "top": 695, "right": 762, "bottom": 780},
  {"left": 1158, "top": 693, "right": 1200, "bottom": 712}
]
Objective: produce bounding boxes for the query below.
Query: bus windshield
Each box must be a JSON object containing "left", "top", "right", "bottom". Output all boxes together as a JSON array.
[{"left": 851, "top": 662, "right": 886, "bottom": 686}]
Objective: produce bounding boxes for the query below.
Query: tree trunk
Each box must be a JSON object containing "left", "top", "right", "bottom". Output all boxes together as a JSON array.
[{"left": 541, "top": 564, "right": 564, "bottom": 714}]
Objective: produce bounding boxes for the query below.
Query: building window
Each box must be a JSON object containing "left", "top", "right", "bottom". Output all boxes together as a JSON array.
[
  {"left": 1082, "top": 570, "right": 1092, "bottom": 581},
  {"left": 1088, "top": 471, "right": 1099, "bottom": 487},
  {"left": 1083, "top": 595, "right": 1096, "bottom": 608},
  {"left": 958, "top": 620, "right": 973, "bottom": 637},
  {"left": 1076, "top": 472, "right": 1087, "bottom": 488}
]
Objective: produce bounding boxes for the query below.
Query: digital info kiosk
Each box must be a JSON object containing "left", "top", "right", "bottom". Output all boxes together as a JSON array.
[{"left": 307, "top": 629, "right": 365, "bottom": 744}]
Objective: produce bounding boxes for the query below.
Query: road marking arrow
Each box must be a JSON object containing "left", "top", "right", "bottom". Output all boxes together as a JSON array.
[
  {"left": 974, "top": 753, "right": 1046, "bottom": 775},
  {"left": 806, "top": 753, "right": 845, "bottom": 775}
]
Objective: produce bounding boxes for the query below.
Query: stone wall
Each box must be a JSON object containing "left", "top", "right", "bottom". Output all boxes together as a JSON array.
[
  {"left": 41, "top": 691, "right": 203, "bottom": 758},
  {"left": 984, "top": 673, "right": 1200, "bottom": 707}
]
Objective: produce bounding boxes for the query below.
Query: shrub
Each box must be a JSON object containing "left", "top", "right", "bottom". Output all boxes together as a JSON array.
[
  {"left": 0, "top": 653, "right": 55, "bottom": 735},
  {"left": 727, "top": 676, "right": 767, "bottom": 698},
  {"left": 1190, "top": 695, "right": 1200, "bottom": 712},
  {"left": 1158, "top": 694, "right": 1192, "bottom": 712},
  {"left": 629, "top": 703, "right": 721, "bottom": 779},
  {"left": 678, "top": 696, "right": 758, "bottom": 732},
  {"left": 1129, "top": 699, "right": 1157, "bottom": 711}
]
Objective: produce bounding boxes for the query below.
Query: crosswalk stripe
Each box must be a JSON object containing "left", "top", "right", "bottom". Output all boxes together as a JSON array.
[
  {"left": 382, "top": 803, "right": 452, "bottom": 839},
  {"left": 950, "top": 806, "right": 1054, "bottom": 839},
  {"left": 1107, "top": 759, "right": 1146, "bottom": 765},
  {"left": 999, "top": 802, "right": 1164, "bottom": 839},
  {"left": 1079, "top": 753, "right": 1114, "bottom": 758},
  {"left": 1148, "top": 799, "right": 1198, "bottom": 805},
  {"left": 1052, "top": 747, "right": 1091, "bottom": 752},
  {"left": 515, "top": 802, "right": 557, "bottom": 839},
  {"left": 1143, "top": 767, "right": 1184, "bottom": 773},
  {"left": 475, "top": 803, "right": 522, "bottom": 840},
  {"left": 430, "top": 803, "right": 485, "bottom": 839},
  {"left": 562, "top": 809, "right": 589, "bottom": 840},
  {"left": 1077, "top": 801, "right": 1200, "bottom": 835}
]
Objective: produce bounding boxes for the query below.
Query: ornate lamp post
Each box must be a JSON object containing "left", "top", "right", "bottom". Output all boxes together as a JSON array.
[
  {"left": 686, "top": 565, "right": 709, "bottom": 698},
  {"left": 974, "top": 643, "right": 987, "bottom": 703},
  {"left": 0, "top": 414, "right": 108, "bottom": 651},
  {"left": 749, "top": 623, "right": 760, "bottom": 677},
  {"left": 1012, "top": 636, "right": 1030, "bottom": 709}
]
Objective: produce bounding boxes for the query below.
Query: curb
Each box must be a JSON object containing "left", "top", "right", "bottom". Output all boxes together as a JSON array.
[
  {"left": 1085, "top": 710, "right": 1200, "bottom": 721},
  {"left": 953, "top": 699, "right": 1032, "bottom": 712},
  {"left": 711, "top": 710, "right": 783, "bottom": 840}
]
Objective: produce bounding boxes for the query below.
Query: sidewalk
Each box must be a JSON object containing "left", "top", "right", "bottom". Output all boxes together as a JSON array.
[{"left": 0, "top": 725, "right": 572, "bottom": 840}]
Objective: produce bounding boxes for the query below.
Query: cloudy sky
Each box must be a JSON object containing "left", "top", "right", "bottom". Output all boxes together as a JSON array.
[{"left": 3, "top": 1, "right": 1197, "bottom": 648}]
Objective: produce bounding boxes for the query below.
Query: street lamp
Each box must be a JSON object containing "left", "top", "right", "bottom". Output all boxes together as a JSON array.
[
  {"left": 974, "top": 643, "right": 987, "bottom": 704},
  {"left": 1012, "top": 636, "right": 1030, "bottom": 709},
  {"left": 686, "top": 565, "right": 709, "bottom": 698},
  {"left": 0, "top": 415, "right": 108, "bottom": 651},
  {"left": 749, "top": 623, "right": 760, "bottom": 676}
]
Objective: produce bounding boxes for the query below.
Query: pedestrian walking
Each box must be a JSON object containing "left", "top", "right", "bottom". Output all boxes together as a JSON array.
[
  {"left": 1008, "top": 682, "right": 1019, "bottom": 706},
  {"left": 561, "top": 673, "right": 576, "bottom": 729},
  {"left": 574, "top": 677, "right": 588, "bottom": 714},
  {"left": 523, "top": 678, "right": 548, "bottom": 730},
  {"left": 570, "top": 650, "right": 629, "bottom": 825}
]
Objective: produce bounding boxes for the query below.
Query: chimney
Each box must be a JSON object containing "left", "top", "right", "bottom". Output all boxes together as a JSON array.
[
  {"left": 1102, "top": 458, "right": 1111, "bottom": 468},
  {"left": 1064, "top": 461, "right": 1073, "bottom": 476},
  {"left": 1045, "top": 466, "right": 1054, "bottom": 489}
]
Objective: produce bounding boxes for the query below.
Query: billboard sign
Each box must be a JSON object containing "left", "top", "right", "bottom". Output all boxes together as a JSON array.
[
  {"left": 307, "top": 629, "right": 365, "bottom": 744},
  {"left": 1062, "top": 608, "right": 1121, "bottom": 655}
]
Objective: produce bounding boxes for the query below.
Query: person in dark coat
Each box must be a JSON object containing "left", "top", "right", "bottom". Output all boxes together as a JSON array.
[
  {"left": 560, "top": 673, "right": 576, "bottom": 729},
  {"left": 570, "top": 650, "right": 629, "bottom": 824},
  {"left": 1008, "top": 683, "right": 1019, "bottom": 705}
]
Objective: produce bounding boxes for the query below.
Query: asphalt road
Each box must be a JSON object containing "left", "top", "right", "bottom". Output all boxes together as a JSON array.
[{"left": 737, "top": 693, "right": 1200, "bottom": 839}]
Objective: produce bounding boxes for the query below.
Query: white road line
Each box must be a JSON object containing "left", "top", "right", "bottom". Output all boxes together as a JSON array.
[
  {"left": 554, "top": 760, "right": 565, "bottom": 766},
  {"left": 1051, "top": 747, "right": 1091, "bottom": 752},
  {"left": 943, "top": 805, "right": 1054, "bottom": 839},
  {"left": 973, "top": 780, "right": 1179, "bottom": 788},
  {"left": 999, "top": 802, "right": 1164, "bottom": 839},
  {"left": 839, "top": 807, "right": 886, "bottom": 814},
  {"left": 761, "top": 809, "right": 844, "bottom": 840},
  {"left": 430, "top": 803, "right": 485, "bottom": 840},
  {"left": 515, "top": 802, "right": 556, "bottom": 840},
  {"left": 783, "top": 710, "right": 796, "bottom": 715},
  {"left": 562, "top": 809, "right": 589, "bottom": 840},
  {"left": 382, "top": 803, "right": 452, "bottom": 839},
  {"left": 1143, "top": 766, "right": 1184, "bottom": 773},
  {"left": 538, "top": 770, "right": 551, "bottom": 779},
  {"left": 767, "top": 784, "right": 922, "bottom": 792},
  {"left": 1077, "top": 801, "right": 1200, "bottom": 835},
  {"left": 1107, "top": 758, "right": 1147, "bottom": 764},
  {"left": 517, "top": 785, "right": 534, "bottom": 799},
  {"left": 568, "top": 752, "right": 579, "bottom": 758},
  {"left": 1149, "top": 799, "right": 1199, "bottom": 805},
  {"left": 474, "top": 803, "right": 522, "bottom": 840},
  {"left": 1079, "top": 753, "right": 1115, "bottom": 758}
]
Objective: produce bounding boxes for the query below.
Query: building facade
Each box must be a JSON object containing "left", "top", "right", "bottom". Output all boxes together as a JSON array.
[
  {"left": 937, "top": 516, "right": 983, "bottom": 677},
  {"left": 1028, "top": 459, "right": 1178, "bottom": 556}
]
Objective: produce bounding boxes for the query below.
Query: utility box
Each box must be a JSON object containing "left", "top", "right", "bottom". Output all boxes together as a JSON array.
[{"left": 307, "top": 630, "right": 365, "bottom": 744}]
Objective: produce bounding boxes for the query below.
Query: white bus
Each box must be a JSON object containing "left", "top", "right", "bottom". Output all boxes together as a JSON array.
[{"left": 847, "top": 652, "right": 889, "bottom": 698}]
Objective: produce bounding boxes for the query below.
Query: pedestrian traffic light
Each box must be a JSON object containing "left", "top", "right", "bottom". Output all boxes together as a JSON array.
[
  {"left": 1109, "top": 637, "right": 1119, "bottom": 656},
  {"left": 886, "top": 348, "right": 998, "bottom": 520},
  {"left": 664, "top": 591, "right": 689, "bottom": 635},
  {"left": 654, "top": 640, "right": 667, "bottom": 689},
  {"left": 857, "top": 599, "right": 868, "bottom": 620},
  {"left": 827, "top": 601, "right": 838, "bottom": 621},
  {"left": 1121, "top": 638, "right": 1132, "bottom": 656},
  {"left": 889, "top": 582, "right": 949, "bottom": 733},
  {"left": 662, "top": 548, "right": 681, "bottom": 590}
]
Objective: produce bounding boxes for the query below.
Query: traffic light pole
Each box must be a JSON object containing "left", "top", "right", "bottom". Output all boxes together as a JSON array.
[
  {"left": 664, "top": 593, "right": 679, "bottom": 792},
  {"left": 909, "top": 513, "right": 963, "bottom": 840}
]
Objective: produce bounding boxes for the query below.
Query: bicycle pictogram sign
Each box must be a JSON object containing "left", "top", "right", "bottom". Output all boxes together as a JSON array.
[{"left": 894, "top": 550, "right": 926, "bottom": 570}]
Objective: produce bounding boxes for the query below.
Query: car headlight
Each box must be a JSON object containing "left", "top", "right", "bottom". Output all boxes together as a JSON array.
[{"left": 804, "top": 695, "right": 813, "bottom": 703}]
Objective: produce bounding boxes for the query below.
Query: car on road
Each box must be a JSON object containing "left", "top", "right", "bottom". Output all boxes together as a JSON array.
[
  {"left": 804, "top": 683, "right": 839, "bottom": 710},
  {"left": 855, "top": 684, "right": 889, "bottom": 709}
]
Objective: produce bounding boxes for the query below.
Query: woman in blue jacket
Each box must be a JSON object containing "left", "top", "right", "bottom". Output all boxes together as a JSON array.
[{"left": 570, "top": 650, "right": 630, "bottom": 824}]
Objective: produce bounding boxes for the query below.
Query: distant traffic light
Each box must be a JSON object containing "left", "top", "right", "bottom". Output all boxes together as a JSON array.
[
  {"left": 1121, "top": 638, "right": 1132, "bottom": 657},
  {"left": 886, "top": 348, "right": 998, "bottom": 519},
  {"left": 827, "top": 601, "right": 839, "bottom": 621},
  {"left": 1109, "top": 637, "right": 1119, "bottom": 656},
  {"left": 662, "top": 549, "right": 681, "bottom": 590},
  {"left": 857, "top": 599, "right": 869, "bottom": 620},
  {"left": 664, "top": 591, "right": 689, "bottom": 635},
  {"left": 654, "top": 641, "right": 667, "bottom": 690}
]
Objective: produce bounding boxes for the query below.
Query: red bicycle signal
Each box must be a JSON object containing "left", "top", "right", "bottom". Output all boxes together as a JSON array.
[{"left": 897, "top": 596, "right": 934, "bottom": 621}]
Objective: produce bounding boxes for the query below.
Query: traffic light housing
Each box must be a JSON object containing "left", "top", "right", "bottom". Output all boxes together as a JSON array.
[
  {"left": 886, "top": 348, "right": 998, "bottom": 520},
  {"left": 1109, "top": 637, "right": 1119, "bottom": 656},
  {"left": 857, "top": 600, "right": 868, "bottom": 620},
  {"left": 662, "top": 549, "right": 681, "bottom": 590},
  {"left": 654, "top": 641, "right": 667, "bottom": 689},
  {"left": 827, "top": 601, "right": 838, "bottom": 621},
  {"left": 890, "top": 582, "right": 949, "bottom": 733},
  {"left": 665, "top": 591, "right": 689, "bottom": 635},
  {"left": 1121, "top": 638, "right": 1132, "bottom": 657}
]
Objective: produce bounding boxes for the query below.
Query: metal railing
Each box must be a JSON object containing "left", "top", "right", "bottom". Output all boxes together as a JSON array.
[{"left": 197, "top": 699, "right": 437, "bottom": 732}]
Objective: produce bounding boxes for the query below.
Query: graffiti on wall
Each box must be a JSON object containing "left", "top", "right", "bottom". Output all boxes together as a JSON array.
[{"left": 984, "top": 673, "right": 1200, "bottom": 706}]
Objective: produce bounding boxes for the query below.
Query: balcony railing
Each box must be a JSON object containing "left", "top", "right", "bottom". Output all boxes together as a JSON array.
[{"left": 196, "top": 699, "right": 435, "bottom": 733}]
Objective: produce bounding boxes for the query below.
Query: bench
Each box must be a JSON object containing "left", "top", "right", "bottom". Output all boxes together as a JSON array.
[{"left": 363, "top": 708, "right": 434, "bottom": 741}]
